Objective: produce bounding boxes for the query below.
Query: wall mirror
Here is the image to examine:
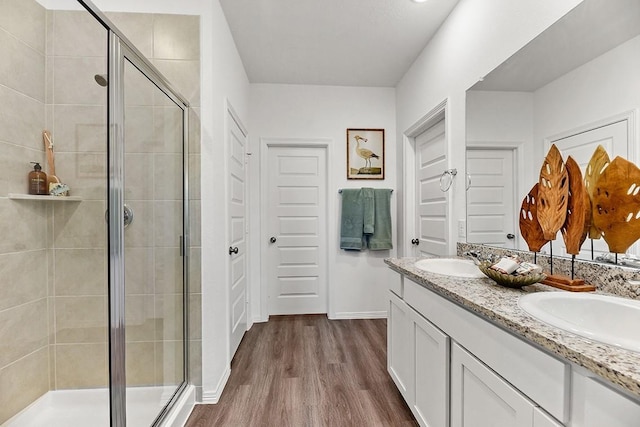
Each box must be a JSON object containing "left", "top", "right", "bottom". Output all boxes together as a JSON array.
[{"left": 465, "top": 0, "right": 640, "bottom": 265}]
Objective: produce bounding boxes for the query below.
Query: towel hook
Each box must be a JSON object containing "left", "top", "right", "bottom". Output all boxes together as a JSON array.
[{"left": 439, "top": 169, "right": 457, "bottom": 192}]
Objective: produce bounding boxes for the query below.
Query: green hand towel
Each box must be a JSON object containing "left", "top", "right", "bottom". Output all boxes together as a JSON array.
[
  {"left": 368, "top": 189, "right": 393, "bottom": 250},
  {"left": 340, "top": 189, "right": 365, "bottom": 250},
  {"left": 362, "top": 188, "right": 375, "bottom": 235}
]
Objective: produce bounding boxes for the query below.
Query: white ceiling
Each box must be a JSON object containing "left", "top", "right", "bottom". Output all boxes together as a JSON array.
[{"left": 219, "top": 0, "right": 460, "bottom": 87}]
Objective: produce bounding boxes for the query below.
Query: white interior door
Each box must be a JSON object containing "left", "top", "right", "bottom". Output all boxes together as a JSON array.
[
  {"left": 414, "top": 119, "right": 448, "bottom": 256},
  {"left": 466, "top": 148, "right": 516, "bottom": 248},
  {"left": 267, "top": 146, "right": 327, "bottom": 315},
  {"left": 550, "top": 119, "right": 629, "bottom": 258},
  {"left": 227, "top": 112, "right": 248, "bottom": 358}
]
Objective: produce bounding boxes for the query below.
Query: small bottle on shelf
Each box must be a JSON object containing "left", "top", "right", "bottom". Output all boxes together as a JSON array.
[{"left": 28, "top": 162, "right": 48, "bottom": 195}]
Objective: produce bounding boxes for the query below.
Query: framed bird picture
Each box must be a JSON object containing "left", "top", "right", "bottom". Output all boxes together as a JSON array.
[{"left": 346, "top": 128, "right": 385, "bottom": 179}]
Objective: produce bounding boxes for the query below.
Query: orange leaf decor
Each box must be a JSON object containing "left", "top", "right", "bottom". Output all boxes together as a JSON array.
[
  {"left": 584, "top": 145, "right": 610, "bottom": 239},
  {"left": 537, "top": 144, "right": 568, "bottom": 240},
  {"left": 519, "top": 183, "right": 548, "bottom": 252},
  {"left": 591, "top": 156, "right": 640, "bottom": 254},
  {"left": 560, "top": 156, "right": 590, "bottom": 255}
]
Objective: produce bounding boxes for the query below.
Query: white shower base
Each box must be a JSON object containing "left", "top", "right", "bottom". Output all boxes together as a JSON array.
[{"left": 4, "top": 385, "right": 194, "bottom": 427}]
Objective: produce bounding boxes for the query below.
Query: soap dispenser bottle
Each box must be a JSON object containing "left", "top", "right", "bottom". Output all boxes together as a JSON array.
[{"left": 28, "top": 162, "right": 47, "bottom": 195}]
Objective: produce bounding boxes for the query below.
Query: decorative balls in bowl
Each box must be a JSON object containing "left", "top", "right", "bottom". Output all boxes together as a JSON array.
[{"left": 477, "top": 261, "right": 546, "bottom": 288}]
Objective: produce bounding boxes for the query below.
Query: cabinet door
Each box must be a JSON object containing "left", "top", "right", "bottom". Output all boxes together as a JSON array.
[
  {"left": 571, "top": 368, "right": 640, "bottom": 427},
  {"left": 388, "top": 292, "right": 415, "bottom": 402},
  {"left": 412, "top": 310, "right": 450, "bottom": 427},
  {"left": 533, "top": 408, "right": 563, "bottom": 427},
  {"left": 451, "top": 343, "right": 535, "bottom": 427}
]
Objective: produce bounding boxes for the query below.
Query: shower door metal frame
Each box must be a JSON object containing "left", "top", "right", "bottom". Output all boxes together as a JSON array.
[{"left": 78, "top": 1, "right": 191, "bottom": 426}]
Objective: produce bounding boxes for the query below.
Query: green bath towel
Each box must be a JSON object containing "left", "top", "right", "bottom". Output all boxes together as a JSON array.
[
  {"left": 340, "top": 189, "right": 365, "bottom": 250},
  {"left": 368, "top": 189, "right": 393, "bottom": 250},
  {"left": 362, "top": 188, "right": 375, "bottom": 235}
]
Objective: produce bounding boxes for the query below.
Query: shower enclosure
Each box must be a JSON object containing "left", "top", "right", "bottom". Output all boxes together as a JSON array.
[{"left": 0, "top": 0, "right": 199, "bottom": 425}]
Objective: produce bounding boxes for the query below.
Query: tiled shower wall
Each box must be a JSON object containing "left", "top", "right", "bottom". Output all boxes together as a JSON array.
[
  {"left": 0, "top": 1, "right": 49, "bottom": 423},
  {"left": 0, "top": 1, "right": 201, "bottom": 422}
]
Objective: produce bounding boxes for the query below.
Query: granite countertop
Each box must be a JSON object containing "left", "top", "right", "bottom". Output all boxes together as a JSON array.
[{"left": 385, "top": 257, "right": 640, "bottom": 399}]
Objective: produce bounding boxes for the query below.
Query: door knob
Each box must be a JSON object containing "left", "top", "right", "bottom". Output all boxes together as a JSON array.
[
  {"left": 411, "top": 238, "right": 420, "bottom": 245},
  {"left": 506, "top": 233, "right": 515, "bottom": 240},
  {"left": 270, "top": 236, "right": 277, "bottom": 243},
  {"left": 228, "top": 246, "right": 239, "bottom": 255}
]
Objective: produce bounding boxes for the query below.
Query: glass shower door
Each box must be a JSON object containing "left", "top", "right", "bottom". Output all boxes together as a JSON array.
[{"left": 121, "top": 53, "right": 186, "bottom": 426}]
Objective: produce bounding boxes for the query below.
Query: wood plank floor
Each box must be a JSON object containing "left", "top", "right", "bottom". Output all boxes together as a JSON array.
[{"left": 185, "top": 315, "right": 418, "bottom": 427}]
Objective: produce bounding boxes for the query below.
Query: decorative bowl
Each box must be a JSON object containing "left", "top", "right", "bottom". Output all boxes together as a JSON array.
[{"left": 477, "top": 262, "right": 546, "bottom": 288}]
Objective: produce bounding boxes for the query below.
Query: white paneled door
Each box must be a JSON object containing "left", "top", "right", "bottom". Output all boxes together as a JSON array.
[
  {"left": 267, "top": 146, "right": 327, "bottom": 315},
  {"left": 550, "top": 119, "right": 629, "bottom": 259},
  {"left": 466, "top": 148, "right": 516, "bottom": 248},
  {"left": 415, "top": 118, "right": 448, "bottom": 256},
  {"left": 227, "top": 110, "right": 248, "bottom": 359}
]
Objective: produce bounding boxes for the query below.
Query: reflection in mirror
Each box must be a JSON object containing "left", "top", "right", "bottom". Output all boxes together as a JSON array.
[{"left": 465, "top": 0, "right": 640, "bottom": 265}]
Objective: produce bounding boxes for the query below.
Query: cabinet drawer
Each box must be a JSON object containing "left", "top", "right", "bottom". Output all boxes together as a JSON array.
[{"left": 404, "top": 278, "right": 570, "bottom": 423}]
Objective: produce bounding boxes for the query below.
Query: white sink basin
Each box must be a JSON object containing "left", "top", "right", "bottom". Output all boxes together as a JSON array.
[
  {"left": 519, "top": 292, "right": 640, "bottom": 353},
  {"left": 414, "top": 258, "right": 484, "bottom": 278}
]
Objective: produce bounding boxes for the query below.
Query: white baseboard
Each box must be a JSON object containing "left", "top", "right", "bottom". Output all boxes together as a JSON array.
[
  {"left": 329, "top": 310, "right": 388, "bottom": 320},
  {"left": 201, "top": 367, "right": 231, "bottom": 404}
]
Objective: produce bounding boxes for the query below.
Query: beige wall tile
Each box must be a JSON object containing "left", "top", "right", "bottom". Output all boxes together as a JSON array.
[
  {"left": 152, "top": 59, "right": 200, "bottom": 107},
  {"left": 126, "top": 341, "right": 155, "bottom": 386},
  {"left": 0, "top": 0, "right": 46, "bottom": 55},
  {"left": 54, "top": 296, "right": 106, "bottom": 344},
  {"left": 125, "top": 247, "right": 154, "bottom": 295},
  {"left": 154, "top": 153, "right": 183, "bottom": 201},
  {"left": 189, "top": 153, "right": 201, "bottom": 201},
  {"left": 0, "top": 29, "right": 45, "bottom": 102},
  {"left": 55, "top": 343, "right": 107, "bottom": 389},
  {"left": 0, "top": 298, "right": 48, "bottom": 367},
  {"left": 155, "top": 294, "right": 184, "bottom": 342},
  {"left": 124, "top": 153, "right": 153, "bottom": 201},
  {"left": 189, "top": 200, "right": 201, "bottom": 247},
  {"left": 188, "top": 339, "right": 201, "bottom": 387},
  {"left": 53, "top": 105, "right": 107, "bottom": 154},
  {"left": 188, "top": 293, "right": 201, "bottom": 341},
  {"left": 53, "top": 11, "right": 107, "bottom": 58},
  {"left": 53, "top": 152, "right": 106, "bottom": 200},
  {"left": 154, "top": 247, "right": 183, "bottom": 294},
  {"left": 124, "top": 62, "right": 154, "bottom": 107},
  {"left": 152, "top": 106, "right": 183, "bottom": 153},
  {"left": 53, "top": 56, "right": 106, "bottom": 106},
  {"left": 153, "top": 14, "right": 200, "bottom": 61},
  {"left": 125, "top": 294, "right": 155, "bottom": 342},
  {"left": 154, "top": 201, "right": 182, "bottom": 247},
  {"left": 0, "top": 199, "right": 47, "bottom": 254},
  {"left": 53, "top": 200, "right": 107, "bottom": 249},
  {"left": 188, "top": 107, "right": 201, "bottom": 155},
  {"left": 0, "top": 85, "right": 45, "bottom": 151},
  {"left": 105, "top": 12, "right": 153, "bottom": 59},
  {"left": 188, "top": 247, "right": 201, "bottom": 294},
  {"left": 0, "top": 347, "right": 48, "bottom": 425},
  {"left": 124, "top": 106, "right": 155, "bottom": 153},
  {"left": 0, "top": 143, "right": 44, "bottom": 197},
  {"left": 54, "top": 249, "right": 106, "bottom": 296},
  {"left": 0, "top": 250, "right": 47, "bottom": 311},
  {"left": 122, "top": 201, "right": 153, "bottom": 248},
  {"left": 155, "top": 340, "right": 184, "bottom": 386}
]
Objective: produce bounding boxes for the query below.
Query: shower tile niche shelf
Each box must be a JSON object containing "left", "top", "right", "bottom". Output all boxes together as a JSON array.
[{"left": 8, "top": 193, "right": 82, "bottom": 202}]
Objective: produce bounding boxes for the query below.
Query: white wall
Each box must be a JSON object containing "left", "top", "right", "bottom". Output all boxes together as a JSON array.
[
  {"left": 396, "top": 0, "right": 583, "bottom": 255},
  {"left": 249, "top": 84, "right": 397, "bottom": 320},
  {"left": 533, "top": 34, "right": 640, "bottom": 164}
]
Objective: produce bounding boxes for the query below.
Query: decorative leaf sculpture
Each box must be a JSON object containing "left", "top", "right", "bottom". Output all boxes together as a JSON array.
[
  {"left": 519, "top": 183, "right": 548, "bottom": 252},
  {"left": 537, "top": 144, "right": 568, "bottom": 240},
  {"left": 560, "top": 156, "right": 590, "bottom": 255},
  {"left": 592, "top": 156, "right": 640, "bottom": 254},
  {"left": 584, "top": 145, "right": 610, "bottom": 239}
]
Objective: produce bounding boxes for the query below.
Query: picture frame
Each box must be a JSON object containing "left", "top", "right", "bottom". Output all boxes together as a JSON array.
[{"left": 346, "top": 128, "right": 385, "bottom": 180}]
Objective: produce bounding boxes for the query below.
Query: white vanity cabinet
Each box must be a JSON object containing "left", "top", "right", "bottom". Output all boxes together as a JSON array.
[{"left": 388, "top": 291, "right": 449, "bottom": 427}]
